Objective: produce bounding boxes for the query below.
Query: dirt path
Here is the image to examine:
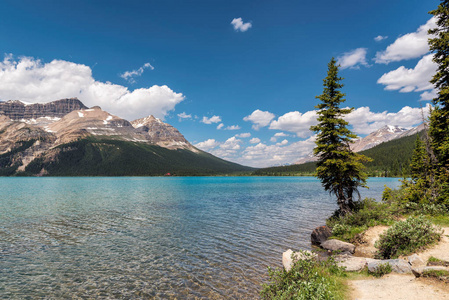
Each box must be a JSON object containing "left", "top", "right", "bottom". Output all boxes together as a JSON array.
[
  {"left": 349, "top": 226, "right": 449, "bottom": 300},
  {"left": 350, "top": 274, "right": 449, "bottom": 300}
]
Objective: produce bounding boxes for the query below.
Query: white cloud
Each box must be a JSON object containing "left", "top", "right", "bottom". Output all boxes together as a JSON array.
[
  {"left": 374, "top": 35, "right": 388, "bottom": 42},
  {"left": 269, "top": 110, "right": 318, "bottom": 138},
  {"left": 217, "top": 123, "right": 224, "bottom": 130},
  {"left": 0, "top": 55, "right": 183, "bottom": 121},
  {"left": 249, "top": 137, "right": 261, "bottom": 144},
  {"left": 177, "top": 112, "right": 192, "bottom": 120},
  {"left": 377, "top": 54, "right": 436, "bottom": 94},
  {"left": 231, "top": 17, "right": 252, "bottom": 32},
  {"left": 120, "top": 62, "right": 154, "bottom": 83},
  {"left": 201, "top": 115, "right": 222, "bottom": 124},
  {"left": 194, "top": 139, "right": 220, "bottom": 151},
  {"left": 243, "top": 109, "right": 275, "bottom": 130},
  {"left": 225, "top": 125, "right": 241, "bottom": 130},
  {"left": 375, "top": 17, "right": 436, "bottom": 64},
  {"left": 274, "top": 132, "right": 289, "bottom": 137},
  {"left": 420, "top": 90, "right": 437, "bottom": 101},
  {"left": 238, "top": 136, "right": 317, "bottom": 167},
  {"left": 220, "top": 136, "right": 242, "bottom": 150},
  {"left": 270, "top": 137, "right": 277, "bottom": 142},
  {"left": 346, "top": 105, "right": 431, "bottom": 134},
  {"left": 337, "top": 48, "right": 368, "bottom": 69},
  {"left": 276, "top": 139, "right": 289, "bottom": 146},
  {"left": 236, "top": 132, "right": 251, "bottom": 138}
]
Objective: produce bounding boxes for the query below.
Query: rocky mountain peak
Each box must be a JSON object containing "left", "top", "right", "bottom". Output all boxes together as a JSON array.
[
  {"left": 131, "top": 115, "right": 196, "bottom": 151},
  {"left": 0, "top": 98, "right": 88, "bottom": 120}
]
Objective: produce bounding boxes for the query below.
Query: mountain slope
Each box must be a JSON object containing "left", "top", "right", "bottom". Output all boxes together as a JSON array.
[
  {"left": 0, "top": 98, "right": 253, "bottom": 176},
  {"left": 295, "top": 124, "right": 424, "bottom": 164},
  {"left": 254, "top": 131, "right": 424, "bottom": 177}
]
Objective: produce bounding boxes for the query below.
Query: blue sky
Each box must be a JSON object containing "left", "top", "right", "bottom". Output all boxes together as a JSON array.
[{"left": 0, "top": 0, "right": 440, "bottom": 167}]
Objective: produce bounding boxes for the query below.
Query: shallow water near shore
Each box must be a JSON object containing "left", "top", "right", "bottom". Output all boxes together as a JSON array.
[{"left": 0, "top": 176, "right": 400, "bottom": 299}]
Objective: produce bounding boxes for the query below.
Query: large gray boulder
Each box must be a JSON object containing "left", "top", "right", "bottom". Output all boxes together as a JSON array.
[
  {"left": 336, "top": 255, "right": 368, "bottom": 272},
  {"left": 368, "top": 259, "right": 412, "bottom": 274},
  {"left": 407, "top": 254, "right": 425, "bottom": 267},
  {"left": 282, "top": 249, "right": 317, "bottom": 272},
  {"left": 321, "top": 239, "right": 356, "bottom": 254},
  {"left": 311, "top": 225, "right": 332, "bottom": 246}
]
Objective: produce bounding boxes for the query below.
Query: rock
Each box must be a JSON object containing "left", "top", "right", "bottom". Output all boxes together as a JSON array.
[
  {"left": 407, "top": 254, "right": 425, "bottom": 267},
  {"left": 0, "top": 98, "right": 87, "bottom": 120},
  {"left": 311, "top": 225, "right": 332, "bottom": 246},
  {"left": 321, "top": 239, "right": 356, "bottom": 254},
  {"left": 368, "top": 259, "right": 412, "bottom": 274},
  {"left": 282, "top": 249, "right": 317, "bottom": 272},
  {"left": 412, "top": 266, "right": 448, "bottom": 278},
  {"left": 336, "top": 256, "right": 368, "bottom": 272}
]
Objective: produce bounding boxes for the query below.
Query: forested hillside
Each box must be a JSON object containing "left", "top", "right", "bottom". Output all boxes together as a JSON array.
[{"left": 253, "top": 132, "right": 423, "bottom": 177}]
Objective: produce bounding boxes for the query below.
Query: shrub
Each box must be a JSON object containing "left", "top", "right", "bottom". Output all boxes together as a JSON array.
[
  {"left": 369, "top": 263, "right": 392, "bottom": 278},
  {"left": 375, "top": 216, "right": 442, "bottom": 259},
  {"left": 327, "top": 198, "right": 398, "bottom": 242},
  {"left": 261, "top": 251, "right": 347, "bottom": 300}
]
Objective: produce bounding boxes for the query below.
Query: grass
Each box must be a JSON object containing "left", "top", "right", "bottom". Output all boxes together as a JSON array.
[
  {"left": 422, "top": 269, "right": 449, "bottom": 278},
  {"left": 428, "top": 256, "right": 449, "bottom": 267},
  {"left": 369, "top": 263, "right": 392, "bottom": 278},
  {"left": 261, "top": 252, "right": 348, "bottom": 300}
]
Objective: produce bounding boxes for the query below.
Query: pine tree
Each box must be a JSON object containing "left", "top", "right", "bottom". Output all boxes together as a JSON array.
[
  {"left": 311, "top": 58, "right": 370, "bottom": 215},
  {"left": 427, "top": 0, "right": 449, "bottom": 203}
]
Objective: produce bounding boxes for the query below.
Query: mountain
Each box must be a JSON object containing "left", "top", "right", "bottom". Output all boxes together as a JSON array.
[
  {"left": 254, "top": 130, "right": 424, "bottom": 177},
  {"left": 0, "top": 98, "right": 252, "bottom": 176},
  {"left": 294, "top": 124, "right": 425, "bottom": 164}
]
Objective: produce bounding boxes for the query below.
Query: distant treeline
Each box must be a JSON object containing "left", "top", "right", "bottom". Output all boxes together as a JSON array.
[{"left": 253, "top": 132, "right": 423, "bottom": 177}]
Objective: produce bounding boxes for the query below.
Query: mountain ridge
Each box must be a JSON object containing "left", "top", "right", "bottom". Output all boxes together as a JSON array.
[{"left": 0, "top": 98, "right": 252, "bottom": 176}]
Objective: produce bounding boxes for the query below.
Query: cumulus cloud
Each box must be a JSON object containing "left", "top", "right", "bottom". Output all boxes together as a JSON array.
[
  {"left": 236, "top": 132, "right": 251, "bottom": 138},
  {"left": 201, "top": 115, "right": 222, "bottom": 124},
  {"left": 346, "top": 105, "right": 431, "bottom": 134},
  {"left": 225, "top": 125, "right": 241, "bottom": 130},
  {"left": 243, "top": 109, "right": 275, "bottom": 130},
  {"left": 269, "top": 110, "right": 318, "bottom": 138},
  {"left": 120, "top": 62, "right": 154, "bottom": 83},
  {"left": 377, "top": 54, "right": 436, "bottom": 95},
  {"left": 420, "top": 90, "right": 437, "bottom": 101},
  {"left": 217, "top": 123, "right": 224, "bottom": 130},
  {"left": 194, "top": 139, "right": 220, "bottom": 151},
  {"left": 374, "top": 35, "right": 388, "bottom": 42},
  {"left": 375, "top": 17, "right": 436, "bottom": 64},
  {"left": 0, "top": 54, "right": 183, "bottom": 120},
  {"left": 270, "top": 137, "right": 277, "bottom": 142},
  {"left": 337, "top": 48, "right": 368, "bottom": 69},
  {"left": 177, "top": 112, "right": 192, "bottom": 120},
  {"left": 231, "top": 17, "right": 252, "bottom": 32},
  {"left": 249, "top": 137, "right": 261, "bottom": 144},
  {"left": 239, "top": 136, "right": 317, "bottom": 167},
  {"left": 274, "top": 132, "right": 289, "bottom": 137}
]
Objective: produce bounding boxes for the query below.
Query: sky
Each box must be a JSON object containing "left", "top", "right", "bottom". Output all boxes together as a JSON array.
[{"left": 0, "top": 0, "right": 441, "bottom": 167}]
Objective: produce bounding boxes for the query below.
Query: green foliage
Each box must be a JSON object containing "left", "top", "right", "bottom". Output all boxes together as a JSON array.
[
  {"left": 254, "top": 133, "right": 422, "bottom": 177},
  {"left": 375, "top": 216, "right": 442, "bottom": 259},
  {"left": 422, "top": 269, "right": 449, "bottom": 279},
  {"left": 260, "top": 252, "right": 347, "bottom": 300},
  {"left": 21, "top": 137, "right": 253, "bottom": 176},
  {"left": 428, "top": 0, "right": 449, "bottom": 203},
  {"left": 327, "top": 198, "right": 398, "bottom": 242},
  {"left": 311, "top": 58, "right": 370, "bottom": 214},
  {"left": 427, "top": 256, "right": 449, "bottom": 267},
  {"left": 369, "top": 263, "right": 392, "bottom": 278}
]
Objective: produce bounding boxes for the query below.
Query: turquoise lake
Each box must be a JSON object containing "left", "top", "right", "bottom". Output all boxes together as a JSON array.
[{"left": 0, "top": 177, "right": 401, "bottom": 299}]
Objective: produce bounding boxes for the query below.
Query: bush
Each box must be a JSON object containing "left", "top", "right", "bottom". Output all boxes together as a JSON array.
[
  {"left": 261, "top": 251, "right": 347, "bottom": 300},
  {"left": 327, "top": 198, "right": 398, "bottom": 242},
  {"left": 375, "top": 216, "right": 442, "bottom": 259},
  {"left": 369, "top": 263, "right": 392, "bottom": 278}
]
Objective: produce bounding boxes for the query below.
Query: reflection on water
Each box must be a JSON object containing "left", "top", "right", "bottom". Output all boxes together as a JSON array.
[{"left": 0, "top": 177, "right": 400, "bottom": 299}]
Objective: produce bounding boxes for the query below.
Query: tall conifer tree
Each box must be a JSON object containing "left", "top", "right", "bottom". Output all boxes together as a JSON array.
[
  {"left": 311, "top": 58, "right": 369, "bottom": 215},
  {"left": 428, "top": 0, "right": 449, "bottom": 203}
]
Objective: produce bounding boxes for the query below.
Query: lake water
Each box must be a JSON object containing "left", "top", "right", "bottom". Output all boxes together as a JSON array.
[{"left": 0, "top": 177, "right": 401, "bottom": 299}]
